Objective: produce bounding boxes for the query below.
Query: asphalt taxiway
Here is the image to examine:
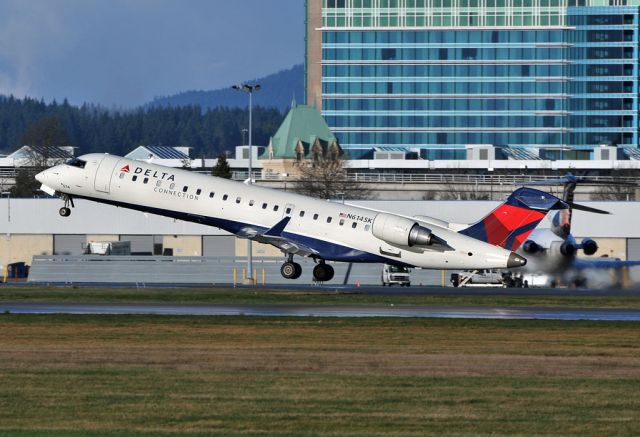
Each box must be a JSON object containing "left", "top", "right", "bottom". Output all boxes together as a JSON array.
[{"left": 2, "top": 302, "right": 640, "bottom": 321}]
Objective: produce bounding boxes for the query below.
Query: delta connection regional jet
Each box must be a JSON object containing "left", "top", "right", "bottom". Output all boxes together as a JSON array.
[{"left": 36, "top": 154, "right": 567, "bottom": 282}]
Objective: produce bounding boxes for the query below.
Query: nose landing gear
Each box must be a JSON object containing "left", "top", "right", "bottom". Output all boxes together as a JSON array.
[{"left": 59, "top": 195, "right": 74, "bottom": 217}]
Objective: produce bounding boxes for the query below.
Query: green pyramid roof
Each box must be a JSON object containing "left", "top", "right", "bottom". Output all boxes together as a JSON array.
[{"left": 260, "top": 103, "right": 337, "bottom": 159}]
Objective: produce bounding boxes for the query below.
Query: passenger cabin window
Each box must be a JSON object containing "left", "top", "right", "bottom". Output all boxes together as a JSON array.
[
  {"left": 339, "top": 219, "right": 345, "bottom": 226},
  {"left": 170, "top": 183, "right": 175, "bottom": 189},
  {"left": 327, "top": 217, "right": 333, "bottom": 223},
  {"left": 249, "top": 200, "right": 255, "bottom": 206},
  {"left": 209, "top": 192, "right": 214, "bottom": 198},
  {"left": 132, "top": 175, "right": 138, "bottom": 182},
  {"left": 365, "top": 224, "right": 371, "bottom": 231},
  {"left": 313, "top": 214, "right": 318, "bottom": 220},
  {"left": 182, "top": 186, "right": 188, "bottom": 193},
  {"left": 262, "top": 203, "right": 267, "bottom": 209},
  {"left": 196, "top": 189, "right": 202, "bottom": 195},
  {"left": 351, "top": 222, "right": 357, "bottom": 229},
  {"left": 143, "top": 177, "right": 149, "bottom": 184},
  {"left": 286, "top": 207, "right": 292, "bottom": 214},
  {"left": 156, "top": 180, "right": 162, "bottom": 187},
  {"left": 299, "top": 211, "right": 305, "bottom": 217},
  {"left": 65, "top": 158, "right": 86, "bottom": 169},
  {"left": 119, "top": 173, "right": 125, "bottom": 179},
  {"left": 223, "top": 194, "right": 228, "bottom": 201},
  {"left": 235, "top": 197, "right": 241, "bottom": 204},
  {"left": 273, "top": 205, "right": 279, "bottom": 211}
]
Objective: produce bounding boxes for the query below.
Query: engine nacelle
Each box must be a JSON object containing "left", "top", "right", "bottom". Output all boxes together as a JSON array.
[
  {"left": 372, "top": 213, "right": 436, "bottom": 247},
  {"left": 522, "top": 240, "right": 541, "bottom": 254},
  {"left": 581, "top": 238, "right": 598, "bottom": 256},
  {"left": 560, "top": 241, "right": 577, "bottom": 257}
]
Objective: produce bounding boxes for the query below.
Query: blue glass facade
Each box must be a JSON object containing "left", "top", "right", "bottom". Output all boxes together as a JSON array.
[{"left": 311, "top": 3, "right": 640, "bottom": 160}]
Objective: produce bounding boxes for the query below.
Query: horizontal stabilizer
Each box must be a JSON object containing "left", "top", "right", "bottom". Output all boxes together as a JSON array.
[{"left": 569, "top": 202, "right": 610, "bottom": 215}]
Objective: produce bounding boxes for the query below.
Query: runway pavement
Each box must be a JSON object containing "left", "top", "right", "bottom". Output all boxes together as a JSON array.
[{"left": 2, "top": 302, "right": 640, "bottom": 321}]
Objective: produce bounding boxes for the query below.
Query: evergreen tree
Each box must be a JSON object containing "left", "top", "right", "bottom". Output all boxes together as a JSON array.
[
  {"left": 211, "top": 154, "right": 232, "bottom": 179},
  {"left": 10, "top": 169, "right": 41, "bottom": 197}
]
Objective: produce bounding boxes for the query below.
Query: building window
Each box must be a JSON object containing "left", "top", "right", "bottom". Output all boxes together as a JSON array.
[
  {"left": 196, "top": 189, "right": 202, "bottom": 195},
  {"left": 182, "top": 186, "right": 188, "bottom": 193},
  {"left": 143, "top": 177, "right": 149, "bottom": 184},
  {"left": 132, "top": 175, "right": 138, "bottom": 182}
]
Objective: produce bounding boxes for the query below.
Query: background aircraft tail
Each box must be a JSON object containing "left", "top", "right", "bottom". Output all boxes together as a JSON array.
[{"left": 459, "top": 187, "right": 567, "bottom": 251}]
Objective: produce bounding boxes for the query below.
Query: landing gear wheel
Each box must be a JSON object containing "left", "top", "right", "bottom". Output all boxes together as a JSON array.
[
  {"left": 292, "top": 263, "right": 302, "bottom": 279},
  {"left": 59, "top": 207, "right": 71, "bottom": 217},
  {"left": 281, "top": 262, "right": 302, "bottom": 280},
  {"left": 313, "top": 263, "right": 335, "bottom": 282}
]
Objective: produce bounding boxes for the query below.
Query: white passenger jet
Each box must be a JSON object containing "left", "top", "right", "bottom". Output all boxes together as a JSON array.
[{"left": 36, "top": 154, "right": 567, "bottom": 282}]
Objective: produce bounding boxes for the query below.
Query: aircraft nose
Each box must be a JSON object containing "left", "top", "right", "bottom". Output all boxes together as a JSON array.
[
  {"left": 35, "top": 169, "right": 47, "bottom": 184},
  {"left": 507, "top": 252, "right": 527, "bottom": 268}
]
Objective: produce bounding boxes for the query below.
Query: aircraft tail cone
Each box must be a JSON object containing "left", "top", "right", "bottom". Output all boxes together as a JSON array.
[{"left": 507, "top": 252, "right": 527, "bottom": 268}]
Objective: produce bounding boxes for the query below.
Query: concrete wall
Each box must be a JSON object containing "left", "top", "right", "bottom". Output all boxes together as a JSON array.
[
  {"left": 162, "top": 235, "right": 201, "bottom": 256},
  {"left": 1, "top": 234, "right": 52, "bottom": 265}
]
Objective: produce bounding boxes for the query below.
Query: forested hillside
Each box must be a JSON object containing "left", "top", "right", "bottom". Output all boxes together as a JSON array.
[
  {"left": 147, "top": 64, "right": 304, "bottom": 112},
  {"left": 0, "top": 96, "right": 285, "bottom": 157}
]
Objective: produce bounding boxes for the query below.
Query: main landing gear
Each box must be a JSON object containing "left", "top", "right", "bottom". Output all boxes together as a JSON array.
[
  {"left": 279, "top": 255, "right": 335, "bottom": 282},
  {"left": 280, "top": 254, "right": 302, "bottom": 280},
  {"left": 312, "top": 261, "right": 334, "bottom": 282},
  {"left": 59, "top": 195, "right": 74, "bottom": 217}
]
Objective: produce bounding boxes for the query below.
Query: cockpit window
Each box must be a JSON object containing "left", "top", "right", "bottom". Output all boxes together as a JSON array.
[{"left": 65, "top": 158, "right": 86, "bottom": 169}]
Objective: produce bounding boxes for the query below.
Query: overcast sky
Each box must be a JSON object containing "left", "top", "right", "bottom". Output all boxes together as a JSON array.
[{"left": 0, "top": 0, "right": 304, "bottom": 108}]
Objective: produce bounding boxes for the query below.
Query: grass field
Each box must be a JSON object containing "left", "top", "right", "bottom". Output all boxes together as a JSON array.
[
  {"left": 1, "top": 285, "right": 640, "bottom": 308},
  {"left": 0, "top": 315, "right": 639, "bottom": 436}
]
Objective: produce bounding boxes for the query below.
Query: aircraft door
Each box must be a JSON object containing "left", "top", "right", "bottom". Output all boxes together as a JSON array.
[{"left": 94, "top": 156, "right": 121, "bottom": 193}]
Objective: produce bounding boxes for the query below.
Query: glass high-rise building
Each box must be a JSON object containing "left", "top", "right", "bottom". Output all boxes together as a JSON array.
[{"left": 305, "top": 0, "right": 640, "bottom": 160}]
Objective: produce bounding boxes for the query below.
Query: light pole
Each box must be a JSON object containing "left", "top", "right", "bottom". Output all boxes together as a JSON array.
[
  {"left": 1, "top": 192, "right": 10, "bottom": 282},
  {"left": 232, "top": 83, "right": 261, "bottom": 284}
]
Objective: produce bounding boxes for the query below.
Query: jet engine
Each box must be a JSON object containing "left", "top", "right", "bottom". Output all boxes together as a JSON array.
[
  {"left": 522, "top": 240, "right": 542, "bottom": 254},
  {"left": 372, "top": 213, "right": 437, "bottom": 247},
  {"left": 581, "top": 238, "right": 598, "bottom": 256},
  {"left": 560, "top": 241, "right": 577, "bottom": 257}
]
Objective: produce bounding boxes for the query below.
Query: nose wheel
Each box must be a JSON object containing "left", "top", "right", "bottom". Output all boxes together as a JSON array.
[{"left": 59, "top": 195, "right": 74, "bottom": 217}]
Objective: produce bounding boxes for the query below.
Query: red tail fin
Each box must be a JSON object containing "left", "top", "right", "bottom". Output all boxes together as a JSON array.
[{"left": 460, "top": 188, "right": 567, "bottom": 251}]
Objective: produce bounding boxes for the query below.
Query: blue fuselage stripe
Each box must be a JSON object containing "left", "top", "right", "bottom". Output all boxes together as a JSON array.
[{"left": 74, "top": 195, "right": 406, "bottom": 266}]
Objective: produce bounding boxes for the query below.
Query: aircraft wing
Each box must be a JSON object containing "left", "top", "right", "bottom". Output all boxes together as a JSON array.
[
  {"left": 237, "top": 217, "right": 319, "bottom": 257},
  {"left": 573, "top": 258, "right": 640, "bottom": 270}
]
